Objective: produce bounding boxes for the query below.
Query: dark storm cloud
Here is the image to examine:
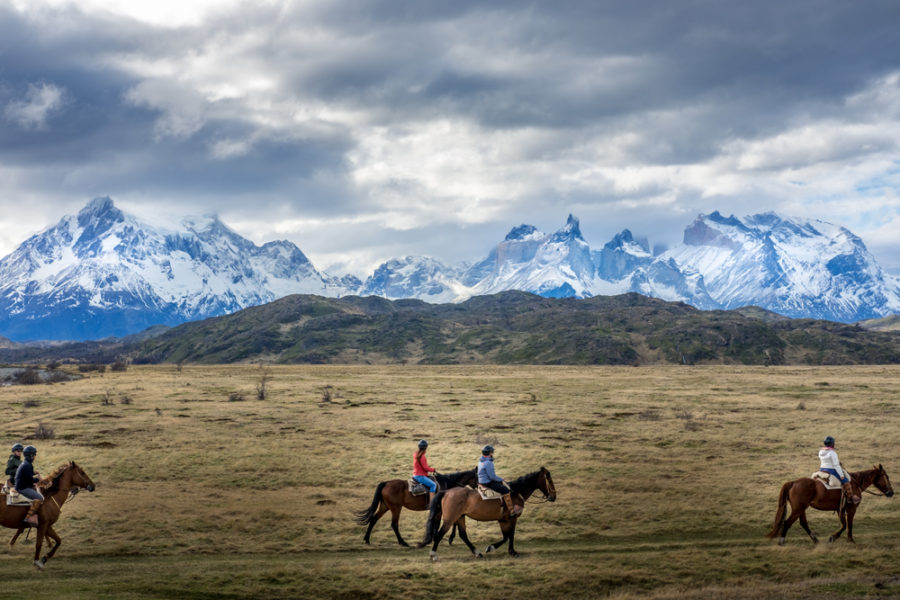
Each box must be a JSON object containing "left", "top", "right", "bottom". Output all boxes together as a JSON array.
[{"left": 1, "top": 0, "right": 899, "bottom": 273}]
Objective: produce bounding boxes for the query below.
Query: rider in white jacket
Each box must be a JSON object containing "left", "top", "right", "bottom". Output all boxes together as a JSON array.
[{"left": 819, "top": 436, "right": 860, "bottom": 504}]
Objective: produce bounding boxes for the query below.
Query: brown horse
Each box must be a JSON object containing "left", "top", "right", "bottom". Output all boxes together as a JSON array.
[
  {"left": 766, "top": 464, "right": 893, "bottom": 545},
  {"left": 355, "top": 469, "right": 477, "bottom": 546},
  {"left": 0, "top": 462, "right": 96, "bottom": 569},
  {"left": 418, "top": 466, "right": 556, "bottom": 561}
]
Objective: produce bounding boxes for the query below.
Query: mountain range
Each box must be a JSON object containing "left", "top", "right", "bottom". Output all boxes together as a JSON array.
[{"left": 1, "top": 197, "right": 898, "bottom": 341}]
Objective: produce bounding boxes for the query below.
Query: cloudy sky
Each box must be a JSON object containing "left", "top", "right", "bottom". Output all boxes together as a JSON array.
[{"left": 1, "top": 0, "right": 899, "bottom": 276}]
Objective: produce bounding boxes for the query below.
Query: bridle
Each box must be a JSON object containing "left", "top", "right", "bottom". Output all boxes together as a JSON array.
[{"left": 531, "top": 470, "right": 556, "bottom": 503}]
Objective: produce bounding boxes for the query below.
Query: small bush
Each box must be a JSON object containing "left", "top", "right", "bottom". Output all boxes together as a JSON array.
[
  {"left": 34, "top": 423, "right": 55, "bottom": 440},
  {"left": 78, "top": 364, "right": 106, "bottom": 373},
  {"left": 13, "top": 368, "right": 42, "bottom": 385},
  {"left": 119, "top": 394, "right": 133, "bottom": 405},
  {"left": 228, "top": 392, "right": 245, "bottom": 402},
  {"left": 23, "top": 399, "right": 40, "bottom": 408},
  {"left": 101, "top": 390, "right": 115, "bottom": 405},
  {"left": 110, "top": 359, "right": 129, "bottom": 372}
]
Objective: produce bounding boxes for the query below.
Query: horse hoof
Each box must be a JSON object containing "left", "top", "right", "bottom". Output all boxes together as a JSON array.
[
  {"left": 509, "top": 552, "right": 520, "bottom": 558},
  {"left": 474, "top": 552, "right": 483, "bottom": 559},
  {"left": 430, "top": 551, "right": 439, "bottom": 562},
  {"left": 484, "top": 545, "right": 494, "bottom": 554},
  {"left": 828, "top": 536, "right": 835, "bottom": 543},
  {"left": 777, "top": 537, "right": 785, "bottom": 546},
  {"left": 33, "top": 560, "right": 44, "bottom": 570}
]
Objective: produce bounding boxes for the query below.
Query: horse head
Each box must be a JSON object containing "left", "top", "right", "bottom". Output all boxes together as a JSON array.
[
  {"left": 874, "top": 464, "right": 893, "bottom": 498},
  {"left": 539, "top": 466, "right": 557, "bottom": 502},
  {"left": 69, "top": 461, "right": 96, "bottom": 492}
]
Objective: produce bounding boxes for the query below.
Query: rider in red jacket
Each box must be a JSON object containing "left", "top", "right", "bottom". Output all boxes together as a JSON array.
[{"left": 413, "top": 439, "right": 438, "bottom": 506}]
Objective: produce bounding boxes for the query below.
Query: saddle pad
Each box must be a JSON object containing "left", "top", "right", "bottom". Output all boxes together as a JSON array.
[
  {"left": 811, "top": 471, "right": 842, "bottom": 490},
  {"left": 407, "top": 479, "right": 428, "bottom": 496},
  {"left": 4, "top": 489, "right": 31, "bottom": 506},
  {"left": 477, "top": 484, "right": 503, "bottom": 500}
]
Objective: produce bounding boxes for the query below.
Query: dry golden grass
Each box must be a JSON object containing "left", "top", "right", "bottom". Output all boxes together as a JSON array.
[{"left": 0, "top": 364, "right": 898, "bottom": 598}]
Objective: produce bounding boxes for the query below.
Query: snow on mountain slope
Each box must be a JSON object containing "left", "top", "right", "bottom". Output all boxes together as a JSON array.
[
  {"left": 0, "top": 197, "right": 342, "bottom": 340},
  {"left": 659, "top": 211, "right": 900, "bottom": 321},
  {"left": 358, "top": 256, "right": 465, "bottom": 303},
  {"left": 468, "top": 215, "right": 596, "bottom": 298}
]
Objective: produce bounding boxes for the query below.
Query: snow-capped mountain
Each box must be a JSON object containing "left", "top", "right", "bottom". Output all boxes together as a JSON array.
[
  {"left": 655, "top": 211, "right": 900, "bottom": 321},
  {"left": 358, "top": 256, "right": 463, "bottom": 303},
  {"left": 0, "top": 197, "right": 348, "bottom": 340},
  {"left": 465, "top": 215, "right": 597, "bottom": 298},
  {"left": 2, "top": 198, "right": 898, "bottom": 342}
]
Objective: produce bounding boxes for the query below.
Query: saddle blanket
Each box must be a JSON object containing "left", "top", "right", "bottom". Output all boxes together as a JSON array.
[
  {"left": 811, "top": 471, "right": 843, "bottom": 490},
  {"left": 477, "top": 484, "right": 503, "bottom": 500},
  {"left": 407, "top": 478, "right": 429, "bottom": 496},
  {"left": 2, "top": 485, "right": 31, "bottom": 506}
]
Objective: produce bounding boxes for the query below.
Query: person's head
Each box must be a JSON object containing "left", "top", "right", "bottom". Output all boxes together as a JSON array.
[
  {"left": 823, "top": 436, "right": 835, "bottom": 448},
  {"left": 23, "top": 445, "right": 37, "bottom": 461},
  {"left": 11, "top": 443, "right": 23, "bottom": 455},
  {"left": 481, "top": 444, "right": 494, "bottom": 456},
  {"left": 418, "top": 439, "right": 428, "bottom": 451}
]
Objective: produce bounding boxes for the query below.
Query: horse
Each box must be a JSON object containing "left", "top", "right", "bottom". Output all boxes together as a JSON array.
[
  {"left": 355, "top": 468, "right": 477, "bottom": 546},
  {"left": 766, "top": 464, "right": 893, "bottom": 545},
  {"left": 418, "top": 466, "right": 556, "bottom": 561},
  {"left": 0, "top": 462, "right": 96, "bottom": 569}
]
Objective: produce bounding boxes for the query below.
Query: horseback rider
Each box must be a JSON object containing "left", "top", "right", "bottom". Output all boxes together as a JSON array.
[
  {"left": 413, "top": 439, "right": 438, "bottom": 507},
  {"left": 477, "top": 445, "right": 522, "bottom": 517},
  {"left": 819, "top": 435, "right": 860, "bottom": 505},
  {"left": 14, "top": 445, "right": 43, "bottom": 526},
  {"left": 5, "top": 443, "right": 24, "bottom": 490}
]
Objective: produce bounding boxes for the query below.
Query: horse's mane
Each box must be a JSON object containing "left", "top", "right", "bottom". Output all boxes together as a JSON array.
[
  {"left": 508, "top": 469, "right": 542, "bottom": 494},
  {"left": 37, "top": 462, "right": 73, "bottom": 494},
  {"left": 436, "top": 468, "right": 476, "bottom": 485}
]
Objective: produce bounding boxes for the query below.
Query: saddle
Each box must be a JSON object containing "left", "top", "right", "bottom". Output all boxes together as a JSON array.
[
  {"left": 1, "top": 484, "right": 31, "bottom": 506},
  {"left": 407, "top": 478, "right": 430, "bottom": 496},
  {"left": 810, "top": 471, "right": 843, "bottom": 490},
  {"left": 477, "top": 484, "right": 503, "bottom": 500}
]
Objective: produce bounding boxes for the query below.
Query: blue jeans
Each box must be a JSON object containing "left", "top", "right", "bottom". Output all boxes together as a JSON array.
[
  {"left": 820, "top": 468, "right": 849, "bottom": 484},
  {"left": 18, "top": 487, "right": 44, "bottom": 501},
  {"left": 413, "top": 475, "right": 436, "bottom": 492}
]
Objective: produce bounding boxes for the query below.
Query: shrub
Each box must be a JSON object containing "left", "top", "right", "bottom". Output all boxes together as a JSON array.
[
  {"left": 34, "top": 423, "right": 55, "bottom": 440},
  {"left": 110, "top": 359, "right": 129, "bottom": 372},
  {"left": 228, "top": 392, "right": 245, "bottom": 402},
  {"left": 13, "top": 368, "right": 43, "bottom": 385}
]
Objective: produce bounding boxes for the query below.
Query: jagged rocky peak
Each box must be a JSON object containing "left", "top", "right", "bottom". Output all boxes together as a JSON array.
[
  {"left": 554, "top": 213, "right": 584, "bottom": 240},
  {"left": 505, "top": 224, "right": 543, "bottom": 241},
  {"left": 605, "top": 229, "right": 651, "bottom": 254},
  {"left": 683, "top": 211, "right": 745, "bottom": 249}
]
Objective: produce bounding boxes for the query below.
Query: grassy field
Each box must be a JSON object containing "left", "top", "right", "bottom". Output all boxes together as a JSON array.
[{"left": 1, "top": 364, "right": 899, "bottom": 599}]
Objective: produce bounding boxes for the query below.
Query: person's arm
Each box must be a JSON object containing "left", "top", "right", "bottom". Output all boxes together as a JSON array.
[{"left": 831, "top": 451, "right": 846, "bottom": 478}]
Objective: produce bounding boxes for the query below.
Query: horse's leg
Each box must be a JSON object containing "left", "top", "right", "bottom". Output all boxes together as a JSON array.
[
  {"left": 363, "top": 503, "right": 389, "bottom": 545},
  {"left": 41, "top": 526, "right": 61, "bottom": 564},
  {"left": 454, "top": 517, "right": 481, "bottom": 558},
  {"left": 9, "top": 526, "right": 25, "bottom": 549},
  {"left": 797, "top": 513, "right": 818, "bottom": 544},
  {"left": 507, "top": 519, "right": 519, "bottom": 557},
  {"left": 484, "top": 515, "right": 511, "bottom": 554},
  {"left": 389, "top": 504, "right": 409, "bottom": 547},
  {"left": 846, "top": 506, "right": 857, "bottom": 543},
  {"left": 828, "top": 509, "right": 847, "bottom": 542},
  {"left": 32, "top": 526, "right": 45, "bottom": 570}
]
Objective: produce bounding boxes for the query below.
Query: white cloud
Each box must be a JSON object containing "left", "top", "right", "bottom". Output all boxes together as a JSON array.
[{"left": 4, "top": 82, "right": 66, "bottom": 129}]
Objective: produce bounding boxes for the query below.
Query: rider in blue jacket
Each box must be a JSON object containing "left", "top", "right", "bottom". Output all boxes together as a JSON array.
[
  {"left": 477, "top": 445, "right": 521, "bottom": 517},
  {"left": 14, "top": 445, "right": 43, "bottom": 526}
]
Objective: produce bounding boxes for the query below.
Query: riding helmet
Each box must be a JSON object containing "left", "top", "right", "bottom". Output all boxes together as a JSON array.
[
  {"left": 11, "top": 443, "right": 24, "bottom": 452},
  {"left": 823, "top": 435, "right": 835, "bottom": 447},
  {"left": 23, "top": 445, "right": 37, "bottom": 457},
  {"left": 418, "top": 439, "right": 428, "bottom": 449},
  {"left": 482, "top": 444, "right": 494, "bottom": 455}
]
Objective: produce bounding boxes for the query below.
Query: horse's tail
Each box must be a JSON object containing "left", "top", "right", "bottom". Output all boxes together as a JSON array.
[
  {"left": 765, "top": 481, "right": 792, "bottom": 538},
  {"left": 354, "top": 481, "right": 387, "bottom": 526},
  {"left": 417, "top": 489, "right": 446, "bottom": 548}
]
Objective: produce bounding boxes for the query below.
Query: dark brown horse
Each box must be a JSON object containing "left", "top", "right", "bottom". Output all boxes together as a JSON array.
[
  {"left": 418, "top": 466, "right": 556, "bottom": 561},
  {"left": 766, "top": 464, "right": 893, "bottom": 545},
  {"left": 0, "top": 462, "right": 96, "bottom": 569},
  {"left": 355, "top": 469, "right": 477, "bottom": 546}
]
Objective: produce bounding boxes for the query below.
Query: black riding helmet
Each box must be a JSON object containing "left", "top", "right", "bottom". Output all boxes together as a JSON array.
[
  {"left": 11, "top": 443, "right": 24, "bottom": 452},
  {"left": 481, "top": 444, "right": 494, "bottom": 455},
  {"left": 418, "top": 439, "right": 428, "bottom": 449},
  {"left": 23, "top": 445, "right": 37, "bottom": 458},
  {"left": 823, "top": 436, "right": 835, "bottom": 447}
]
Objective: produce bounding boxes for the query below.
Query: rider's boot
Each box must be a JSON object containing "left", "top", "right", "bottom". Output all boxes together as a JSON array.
[
  {"left": 502, "top": 493, "right": 522, "bottom": 517},
  {"left": 842, "top": 482, "right": 860, "bottom": 504},
  {"left": 23, "top": 499, "right": 41, "bottom": 526}
]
